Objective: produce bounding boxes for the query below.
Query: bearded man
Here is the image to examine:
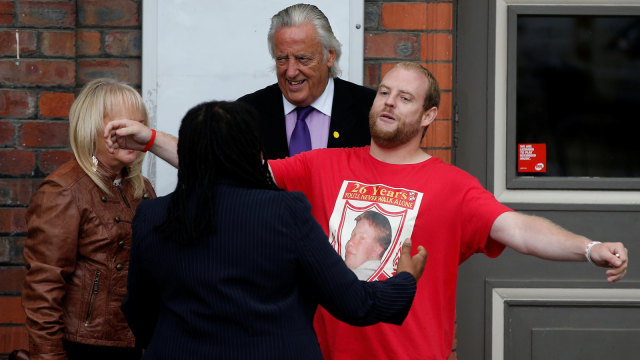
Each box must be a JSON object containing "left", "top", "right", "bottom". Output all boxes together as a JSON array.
[{"left": 104, "top": 62, "right": 628, "bottom": 360}]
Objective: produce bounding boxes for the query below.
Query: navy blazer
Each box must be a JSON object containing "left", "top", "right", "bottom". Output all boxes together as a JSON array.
[
  {"left": 238, "top": 78, "right": 376, "bottom": 159},
  {"left": 122, "top": 183, "right": 416, "bottom": 360}
]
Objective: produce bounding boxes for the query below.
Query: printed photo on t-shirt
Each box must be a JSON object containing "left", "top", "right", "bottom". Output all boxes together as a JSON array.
[{"left": 328, "top": 180, "right": 423, "bottom": 281}]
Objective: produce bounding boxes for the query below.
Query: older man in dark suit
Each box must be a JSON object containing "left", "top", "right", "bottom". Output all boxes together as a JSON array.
[{"left": 238, "top": 3, "right": 375, "bottom": 160}]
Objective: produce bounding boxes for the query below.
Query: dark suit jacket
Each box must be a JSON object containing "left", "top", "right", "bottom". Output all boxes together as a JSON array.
[
  {"left": 238, "top": 77, "right": 375, "bottom": 159},
  {"left": 122, "top": 182, "right": 416, "bottom": 360}
]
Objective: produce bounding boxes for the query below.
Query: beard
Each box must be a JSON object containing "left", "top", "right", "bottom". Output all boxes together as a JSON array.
[{"left": 369, "top": 107, "right": 422, "bottom": 148}]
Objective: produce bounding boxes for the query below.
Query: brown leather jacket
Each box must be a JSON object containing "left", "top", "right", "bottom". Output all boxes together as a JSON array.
[{"left": 22, "top": 159, "right": 156, "bottom": 360}]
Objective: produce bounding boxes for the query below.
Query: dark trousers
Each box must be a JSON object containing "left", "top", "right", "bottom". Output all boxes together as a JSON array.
[{"left": 63, "top": 340, "right": 142, "bottom": 360}]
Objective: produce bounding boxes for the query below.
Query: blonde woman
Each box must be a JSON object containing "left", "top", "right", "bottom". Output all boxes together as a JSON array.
[{"left": 22, "top": 78, "right": 156, "bottom": 360}]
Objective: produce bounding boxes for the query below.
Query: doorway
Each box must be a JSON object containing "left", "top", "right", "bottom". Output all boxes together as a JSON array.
[{"left": 454, "top": 1, "right": 640, "bottom": 359}]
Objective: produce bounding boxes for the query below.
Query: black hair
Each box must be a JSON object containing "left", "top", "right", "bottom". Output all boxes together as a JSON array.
[{"left": 156, "top": 100, "right": 278, "bottom": 245}]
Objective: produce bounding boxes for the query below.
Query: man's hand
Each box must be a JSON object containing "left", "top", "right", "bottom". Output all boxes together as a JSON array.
[
  {"left": 490, "top": 212, "right": 629, "bottom": 283},
  {"left": 104, "top": 119, "right": 153, "bottom": 153},
  {"left": 397, "top": 238, "right": 427, "bottom": 280},
  {"left": 589, "top": 242, "right": 628, "bottom": 283}
]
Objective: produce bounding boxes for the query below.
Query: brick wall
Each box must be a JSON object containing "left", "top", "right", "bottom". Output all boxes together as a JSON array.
[
  {"left": 364, "top": 1, "right": 455, "bottom": 358},
  {"left": 0, "top": 0, "right": 454, "bottom": 357},
  {"left": 0, "top": 0, "right": 141, "bottom": 356}
]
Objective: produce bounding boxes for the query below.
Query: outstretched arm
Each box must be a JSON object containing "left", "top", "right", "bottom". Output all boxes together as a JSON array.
[
  {"left": 490, "top": 212, "right": 628, "bottom": 282},
  {"left": 104, "top": 119, "right": 179, "bottom": 168}
]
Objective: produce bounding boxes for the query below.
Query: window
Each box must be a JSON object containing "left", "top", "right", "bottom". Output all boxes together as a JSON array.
[
  {"left": 492, "top": 0, "right": 640, "bottom": 204},
  {"left": 506, "top": 5, "right": 640, "bottom": 191}
]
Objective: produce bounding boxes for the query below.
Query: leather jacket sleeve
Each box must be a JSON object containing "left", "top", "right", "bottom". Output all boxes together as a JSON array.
[{"left": 22, "top": 181, "right": 80, "bottom": 360}]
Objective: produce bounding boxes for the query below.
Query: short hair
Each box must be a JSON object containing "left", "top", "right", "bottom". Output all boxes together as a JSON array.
[
  {"left": 68, "top": 78, "right": 149, "bottom": 198},
  {"left": 355, "top": 211, "right": 392, "bottom": 251},
  {"left": 267, "top": 3, "right": 342, "bottom": 78},
  {"left": 394, "top": 62, "right": 441, "bottom": 111}
]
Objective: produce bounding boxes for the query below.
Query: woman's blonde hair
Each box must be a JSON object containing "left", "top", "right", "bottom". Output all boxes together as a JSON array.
[{"left": 69, "top": 78, "right": 149, "bottom": 198}]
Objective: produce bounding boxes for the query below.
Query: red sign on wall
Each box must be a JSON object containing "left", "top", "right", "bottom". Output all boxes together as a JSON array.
[{"left": 518, "top": 143, "right": 546, "bottom": 173}]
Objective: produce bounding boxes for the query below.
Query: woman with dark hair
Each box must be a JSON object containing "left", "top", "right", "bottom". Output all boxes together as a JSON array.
[{"left": 121, "top": 100, "right": 427, "bottom": 360}]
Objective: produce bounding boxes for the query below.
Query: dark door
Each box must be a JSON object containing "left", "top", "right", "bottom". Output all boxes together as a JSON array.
[{"left": 454, "top": 1, "right": 640, "bottom": 359}]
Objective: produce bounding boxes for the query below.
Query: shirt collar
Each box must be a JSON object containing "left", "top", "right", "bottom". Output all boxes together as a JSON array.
[{"left": 283, "top": 77, "right": 334, "bottom": 116}]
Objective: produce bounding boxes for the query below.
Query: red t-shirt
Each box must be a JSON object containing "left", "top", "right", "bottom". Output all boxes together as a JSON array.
[{"left": 270, "top": 147, "right": 512, "bottom": 360}]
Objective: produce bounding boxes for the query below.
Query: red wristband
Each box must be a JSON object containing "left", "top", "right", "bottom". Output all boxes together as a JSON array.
[{"left": 141, "top": 129, "right": 156, "bottom": 152}]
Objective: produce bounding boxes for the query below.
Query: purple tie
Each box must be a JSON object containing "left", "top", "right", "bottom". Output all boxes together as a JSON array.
[{"left": 289, "top": 106, "right": 313, "bottom": 156}]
